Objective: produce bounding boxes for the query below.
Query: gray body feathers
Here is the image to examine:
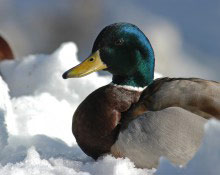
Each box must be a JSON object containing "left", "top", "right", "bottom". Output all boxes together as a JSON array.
[{"left": 111, "top": 107, "right": 206, "bottom": 168}]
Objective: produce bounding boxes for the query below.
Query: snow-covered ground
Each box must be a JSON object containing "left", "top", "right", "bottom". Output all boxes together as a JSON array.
[{"left": 0, "top": 42, "right": 219, "bottom": 175}]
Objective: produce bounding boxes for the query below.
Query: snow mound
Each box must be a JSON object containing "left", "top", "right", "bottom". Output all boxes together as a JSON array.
[
  {"left": 0, "top": 147, "right": 154, "bottom": 175},
  {"left": 0, "top": 43, "right": 111, "bottom": 105},
  {"left": 0, "top": 42, "right": 111, "bottom": 144},
  {"left": 0, "top": 76, "right": 10, "bottom": 149},
  {"left": 11, "top": 93, "right": 74, "bottom": 144},
  {"left": 0, "top": 42, "right": 219, "bottom": 175}
]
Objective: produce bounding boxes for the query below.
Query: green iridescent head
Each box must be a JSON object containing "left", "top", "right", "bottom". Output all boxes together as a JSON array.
[{"left": 63, "top": 23, "right": 155, "bottom": 88}]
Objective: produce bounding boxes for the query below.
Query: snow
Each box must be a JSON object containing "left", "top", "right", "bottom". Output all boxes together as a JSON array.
[
  {"left": 0, "top": 42, "right": 219, "bottom": 175},
  {"left": 0, "top": 147, "right": 153, "bottom": 175},
  {"left": 0, "top": 43, "right": 111, "bottom": 145},
  {"left": 0, "top": 76, "right": 10, "bottom": 150}
]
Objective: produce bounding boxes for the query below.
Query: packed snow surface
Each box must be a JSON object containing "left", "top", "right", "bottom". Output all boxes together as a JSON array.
[{"left": 0, "top": 42, "right": 219, "bottom": 175}]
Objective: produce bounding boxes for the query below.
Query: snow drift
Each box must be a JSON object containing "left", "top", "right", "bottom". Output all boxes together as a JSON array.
[{"left": 0, "top": 42, "right": 219, "bottom": 175}]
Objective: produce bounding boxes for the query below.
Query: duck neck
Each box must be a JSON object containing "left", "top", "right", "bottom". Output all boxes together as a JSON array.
[
  {"left": 112, "top": 59, "right": 155, "bottom": 88},
  {"left": 112, "top": 73, "right": 153, "bottom": 88}
]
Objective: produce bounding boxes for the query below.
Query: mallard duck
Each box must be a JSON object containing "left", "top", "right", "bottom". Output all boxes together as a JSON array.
[{"left": 62, "top": 23, "right": 220, "bottom": 168}]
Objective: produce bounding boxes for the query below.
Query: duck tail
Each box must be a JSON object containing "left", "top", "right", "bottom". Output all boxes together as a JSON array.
[{"left": 0, "top": 35, "right": 14, "bottom": 61}]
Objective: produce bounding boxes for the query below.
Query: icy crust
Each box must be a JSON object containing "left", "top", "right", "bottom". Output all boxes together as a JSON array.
[{"left": 0, "top": 42, "right": 219, "bottom": 175}]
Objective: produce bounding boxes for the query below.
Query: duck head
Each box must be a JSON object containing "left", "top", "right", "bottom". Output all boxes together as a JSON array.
[{"left": 63, "top": 23, "right": 155, "bottom": 87}]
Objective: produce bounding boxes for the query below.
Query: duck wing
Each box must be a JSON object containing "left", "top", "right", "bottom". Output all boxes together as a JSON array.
[
  {"left": 111, "top": 107, "right": 206, "bottom": 168},
  {"left": 127, "top": 77, "right": 220, "bottom": 120}
]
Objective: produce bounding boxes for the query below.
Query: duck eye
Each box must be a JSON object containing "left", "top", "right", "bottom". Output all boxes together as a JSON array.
[
  {"left": 89, "top": 57, "right": 94, "bottom": 62},
  {"left": 115, "top": 39, "right": 124, "bottom": 46}
]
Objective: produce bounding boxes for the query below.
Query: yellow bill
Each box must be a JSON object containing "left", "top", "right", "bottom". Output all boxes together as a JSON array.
[{"left": 62, "top": 50, "right": 107, "bottom": 79}]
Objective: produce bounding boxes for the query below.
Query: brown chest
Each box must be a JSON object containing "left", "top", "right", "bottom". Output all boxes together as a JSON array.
[{"left": 72, "top": 85, "right": 142, "bottom": 159}]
